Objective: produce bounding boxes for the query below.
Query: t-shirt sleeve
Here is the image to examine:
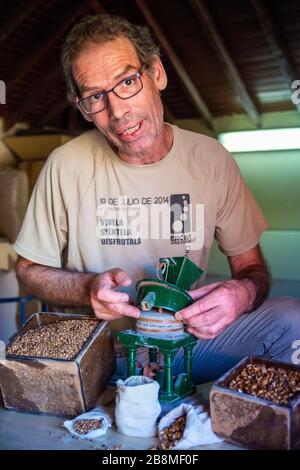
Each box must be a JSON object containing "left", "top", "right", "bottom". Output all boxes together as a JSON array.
[
  {"left": 214, "top": 147, "right": 268, "bottom": 256},
  {"left": 14, "top": 152, "right": 68, "bottom": 267}
]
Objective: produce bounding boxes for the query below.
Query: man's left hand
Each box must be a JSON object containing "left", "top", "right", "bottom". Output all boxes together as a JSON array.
[{"left": 175, "top": 279, "right": 255, "bottom": 339}]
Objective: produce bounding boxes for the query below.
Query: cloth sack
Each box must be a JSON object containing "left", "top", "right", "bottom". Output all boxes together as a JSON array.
[
  {"left": 158, "top": 403, "right": 223, "bottom": 450},
  {"left": 115, "top": 375, "right": 161, "bottom": 437},
  {"left": 63, "top": 405, "right": 113, "bottom": 439},
  {"left": 0, "top": 169, "right": 28, "bottom": 243}
]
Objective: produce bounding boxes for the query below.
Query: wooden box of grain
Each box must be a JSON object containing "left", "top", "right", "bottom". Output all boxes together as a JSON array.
[
  {"left": 0, "top": 312, "right": 115, "bottom": 416},
  {"left": 210, "top": 356, "right": 300, "bottom": 449}
]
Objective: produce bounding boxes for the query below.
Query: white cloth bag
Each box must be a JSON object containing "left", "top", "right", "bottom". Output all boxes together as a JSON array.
[
  {"left": 115, "top": 376, "right": 161, "bottom": 437},
  {"left": 63, "top": 405, "right": 113, "bottom": 439}
]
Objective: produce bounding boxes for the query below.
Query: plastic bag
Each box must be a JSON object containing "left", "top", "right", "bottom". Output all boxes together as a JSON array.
[
  {"left": 63, "top": 405, "right": 112, "bottom": 439},
  {"left": 115, "top": 375, "right": 161, "bottom": 437},
  {"left": 158, "top": 403, "right": 222, "bottom": 449}
]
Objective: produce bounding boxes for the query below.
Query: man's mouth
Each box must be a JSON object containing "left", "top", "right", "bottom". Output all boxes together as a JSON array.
[
  {"left": 123, "top": 123, "right": 140, "bottom": 135},
  {"left": 118, "top": 122, "right": 141, "bottom": 137}
]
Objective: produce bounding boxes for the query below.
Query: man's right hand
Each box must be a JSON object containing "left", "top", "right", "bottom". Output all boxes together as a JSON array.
[{"left": 89, "top": 268, "right": 140, "bottom": 321}]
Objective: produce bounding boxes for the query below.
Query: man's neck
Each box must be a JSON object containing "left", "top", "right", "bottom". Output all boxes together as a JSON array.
[{"left": 108, "top": 123, "right": 174, "bottom": 165}]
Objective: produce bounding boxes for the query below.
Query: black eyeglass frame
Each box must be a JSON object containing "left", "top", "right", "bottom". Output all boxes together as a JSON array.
[{"left": 77, "top": 65, "right": 145, "bottom": 115}]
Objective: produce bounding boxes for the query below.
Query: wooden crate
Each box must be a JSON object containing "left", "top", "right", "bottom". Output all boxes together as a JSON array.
[
  {"left": 0, "top": 313, "right": 115, "bottom": 416},
  {"left": 210, "top": 356, "right": 300, "bottom": 449}
]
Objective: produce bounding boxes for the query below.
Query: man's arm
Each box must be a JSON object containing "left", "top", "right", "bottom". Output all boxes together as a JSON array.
[
  {"left": 229, "top": 244, "right": 270, "bottom": 312},
  {"left": 16, "top": 256, "right": 140, "bottom": 321},
  {"left": 175, "top": 244, "right": 270, "bottom": 339}
]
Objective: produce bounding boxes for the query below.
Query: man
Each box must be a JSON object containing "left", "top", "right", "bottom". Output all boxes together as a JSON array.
[{"left": 15, "top": 14, "right": 300, "bottom": 383}]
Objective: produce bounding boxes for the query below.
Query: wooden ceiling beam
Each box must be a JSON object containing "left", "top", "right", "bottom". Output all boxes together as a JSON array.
[
  {"left": 251, "top": 0, "right": 300, "bottom": 112},
  {"left": 135, "top": 0, "right": 215, "bottom": 131},
  {"left": 6, "top": 65, "right": 63, "bottom": 129},
  {"left": 6, "top": 2, "right": 87, "bottom": 88},
  {"left": 0, "top": 0, "right": 41, "bottom": 46},
  {"left": 190, "top": 0, "right": 261, "bottom": 127}
]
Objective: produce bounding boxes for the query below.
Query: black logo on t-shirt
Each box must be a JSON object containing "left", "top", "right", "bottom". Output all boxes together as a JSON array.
[{"left": 170, "top": 193, "right": 192, "bottom": 245}]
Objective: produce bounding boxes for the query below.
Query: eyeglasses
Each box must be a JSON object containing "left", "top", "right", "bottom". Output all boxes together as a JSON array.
[{"left": 77, "top": 65, "right": 145, "bottom": 115}]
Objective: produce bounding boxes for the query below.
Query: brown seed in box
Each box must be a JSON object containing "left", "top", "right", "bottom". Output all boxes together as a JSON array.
[
  {"left": 228, "top": 363, "right": 300, "bottom": 405},
  {"left": 7, "top": 319, "right": 99, "bottom": 360}
]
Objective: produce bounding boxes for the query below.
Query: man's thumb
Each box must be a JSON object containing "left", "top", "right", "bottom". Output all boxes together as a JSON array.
[{"left": 113, "top": 269, "right": 132, "bottom": 287}]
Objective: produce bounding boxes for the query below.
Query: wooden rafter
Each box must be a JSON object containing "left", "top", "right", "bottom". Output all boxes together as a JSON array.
[
  {"left": 251, "top": 0, "right": 300, "bottom": 112},
  {"left": 190, "top": 0, "right": 261, "bottom": 127},
  {"left": 0, "top": 0, "right": 41, "bottom": 46},
  {"left": 135, "top": 0, "right": 215, "bottom": 131},
  {"left": 6, "top": 2, "right": 87, "bottom": 89},
  {"left": 6, "top": 65, "right": 63, "bottom": 129}
]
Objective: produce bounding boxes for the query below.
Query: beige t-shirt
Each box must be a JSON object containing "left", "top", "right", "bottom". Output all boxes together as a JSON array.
[{"left": 15, "top": 125, "right": 268, "bottom": 293}]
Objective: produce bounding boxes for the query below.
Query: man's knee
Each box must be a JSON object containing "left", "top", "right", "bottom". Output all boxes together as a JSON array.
[{"left": 260, "top": 296, "right": 300, "bottom": 330}]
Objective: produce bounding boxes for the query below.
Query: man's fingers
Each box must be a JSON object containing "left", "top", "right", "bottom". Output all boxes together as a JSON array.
[
  {"left": 91, "top": 297, "right": 124, "bottom": 320},
  {"left": 104, "top": 302, "right": 140, "bottom": 318},
  {"left": 94, "top": 288, "right": 129, "bottom": 303},
  {"left": 110, "top": 268, "right": 132, "bottom": 287},
  {"left": 186, "top": 311, "right": 215, "bottom": 328},
  {"left": 94, "top": 310, "right": 123, "bottom": 321},
  {"left": 187, "top": 326, "right": 217, "bottom": 340},
  {"left": 188, "top": 282, "right": 221, "bottom": 301},
  {"left": 175, "top": 295, "right": 216, "bottom": 321},
  {"left": 186, "top": 309, "right": 228, "bottom": 339},
  {"left": 91, "top": 269, "right": 132, "bottom": 307},
  {"left": 91, "top": 297, "right": 139, "bottom": 320}
]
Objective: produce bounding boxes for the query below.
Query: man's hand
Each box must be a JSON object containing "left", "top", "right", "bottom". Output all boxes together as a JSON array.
[
  {"left": 16, "top": 257, "right": 142, "bottom": 319},
  {"left": 175, "top": 279, "right": 254, "bottom": 339},
  {"left": 174, "top": 245, "right": 269, "bottom": 340},
  {"left": 90, "top": 268, "right": 140, "bottom": 321}
]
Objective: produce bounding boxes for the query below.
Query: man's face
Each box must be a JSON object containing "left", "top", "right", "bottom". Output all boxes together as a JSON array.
[{"left": 73, "top": 37, "right": 168, "bottom": 160}]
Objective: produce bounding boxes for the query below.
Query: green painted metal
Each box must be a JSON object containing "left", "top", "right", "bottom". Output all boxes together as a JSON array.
[
  {"left": 136, "top": 256, "right": 203, "bottom": 313},
  {"left": 118, "top": 256, "right": 203, "bottom": 402},
  {"left": 136, "top": 279, "right": 193, "bottom": 312},
  {"left": 117, "top": 330, "right": 197, "bottom": 403},
  {"left": 140, "top": 291, "right": 156, "bottom": 311},
  {"left": 158, "top": 257, "right": 204, "bottom": 290},
  {"left": 174, "top": 373, "right": 194, "bottom": 396}
]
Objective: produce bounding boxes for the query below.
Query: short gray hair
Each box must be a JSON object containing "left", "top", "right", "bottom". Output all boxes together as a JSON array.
[{"left": 61, "top": 14, "right": 160, "bottom": 102}]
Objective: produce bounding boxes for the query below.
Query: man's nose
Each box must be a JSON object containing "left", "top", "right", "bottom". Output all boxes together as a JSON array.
[{"left": 107, "top": 92, "right": 130, "bottom": 120}]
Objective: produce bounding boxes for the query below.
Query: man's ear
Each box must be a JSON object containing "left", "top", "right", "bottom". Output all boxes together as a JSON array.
[
  {"left": 151, "top": 56, "right": 168, "bottom": 91},
  {"left": 75, "top": 98, "right": 94, "bottom": 122}
]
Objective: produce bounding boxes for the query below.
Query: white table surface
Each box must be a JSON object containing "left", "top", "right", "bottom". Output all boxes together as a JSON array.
[{"left": 0, "top": 384, "right": 241, "bottom": 451}]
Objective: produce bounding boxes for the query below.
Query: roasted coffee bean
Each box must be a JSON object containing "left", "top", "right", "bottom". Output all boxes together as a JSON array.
[
  {"left": 159, "top": 414, "right": 187, "bottom": 450},
  {"left": 72, "top": 418, "right": 104, "bottom": 435},
  {"left": 228, "top": 364, "right": 300, "bottom": 405}
]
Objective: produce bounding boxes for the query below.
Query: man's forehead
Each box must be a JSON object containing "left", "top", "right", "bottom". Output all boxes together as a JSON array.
[
  {"left": 77, "top": 37, "right": 139, "bottom": 67},
  {"left": 73, "top": 37, "right": 141, "bottom": 90}
]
